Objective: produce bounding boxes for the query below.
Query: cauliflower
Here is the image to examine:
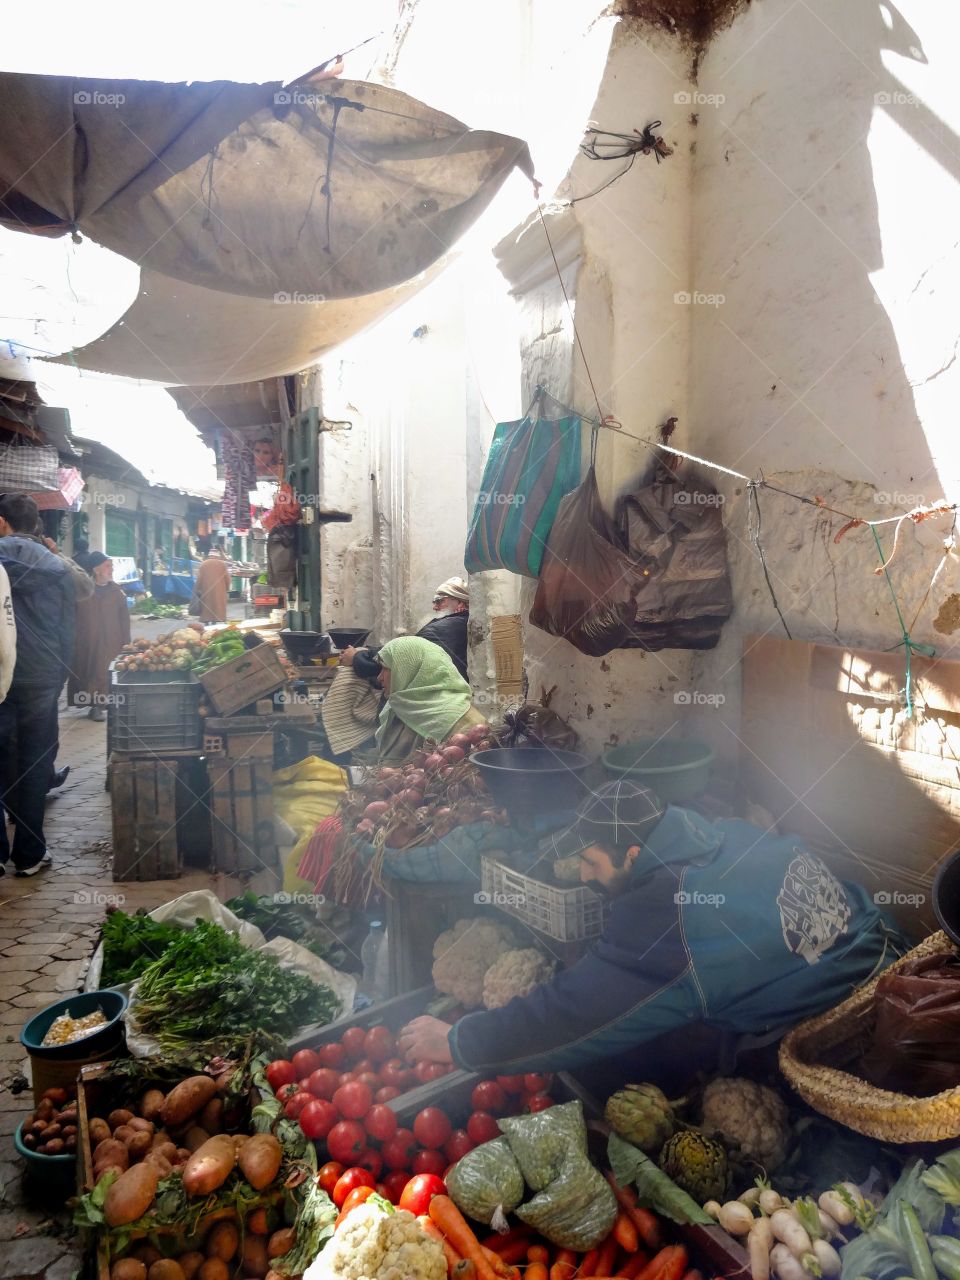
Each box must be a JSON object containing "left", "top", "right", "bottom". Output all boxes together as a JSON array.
[
  {"left": 700, "top": 1077, "right": 790, "bottom": 1171},
  {"left": 483, "top": 948, "right": 555, "bottom": 1010},
  {"left": 432, "top": 916, "right": 519, "bottom": 1008},
  {"left": 306, "top": 1204, "right": 446, "bottom": 1280}
]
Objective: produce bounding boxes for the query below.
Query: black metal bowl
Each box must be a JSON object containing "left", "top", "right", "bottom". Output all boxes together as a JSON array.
[
  {"left": 328, "top": 627, "right": 371, "bottom": 650},
  {"left": 470, "top": 747, "right": 591, "bottom": 814},
  {"left": 279, "top": 630, "right": 332, "bottom": 662},
  {"left": 933, "top": 848, "right": 960, "bottom": 947}
]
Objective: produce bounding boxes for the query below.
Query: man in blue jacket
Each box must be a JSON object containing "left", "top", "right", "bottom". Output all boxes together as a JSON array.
[
  {"left": 399, "top": 779, "right": 905, "bottom": 1075},
  {"left": 0, "top": 493, "right": 77, "bottom": 876}
]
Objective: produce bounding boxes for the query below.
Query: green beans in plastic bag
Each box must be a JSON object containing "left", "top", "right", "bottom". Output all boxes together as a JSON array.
[
  {"left": 515, "top": 1145, "right": 619, "bottom": 1251},
  {"left": 498, "top": 1100, "right": 588, "bottom": 1191},
  {"left": 445, "top": 1137, "right": 525, "bottom": 1227}
]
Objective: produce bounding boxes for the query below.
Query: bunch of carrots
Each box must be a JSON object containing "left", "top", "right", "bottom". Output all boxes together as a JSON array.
[{"left": 418, "top": 1176, "right": 706, "bottom": 1280}]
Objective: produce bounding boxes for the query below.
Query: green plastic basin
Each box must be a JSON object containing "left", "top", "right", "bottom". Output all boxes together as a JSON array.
[{"left": 601, "top": 738, "right": 714, "bottom": 802}]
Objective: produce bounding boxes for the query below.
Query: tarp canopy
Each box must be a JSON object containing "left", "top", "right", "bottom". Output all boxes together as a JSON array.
[{"left": 0, "top": 70, "right": 532, "bottom": 382}]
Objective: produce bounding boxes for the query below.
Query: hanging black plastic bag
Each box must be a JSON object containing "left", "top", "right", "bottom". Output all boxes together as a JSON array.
[{"left": 267, "top": 523, "right": 298, "bottom": 590}]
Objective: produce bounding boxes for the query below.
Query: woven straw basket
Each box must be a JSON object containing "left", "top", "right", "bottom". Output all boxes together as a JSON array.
[{"left": 779, "top": 931, "right": 960, "bottom": 1143}]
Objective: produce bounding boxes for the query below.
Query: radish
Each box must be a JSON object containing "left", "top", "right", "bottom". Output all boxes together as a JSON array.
[
  {"left": 747, "top": 1218, "right": 772, "bottom": 1280},
  {"left": 769, "top": 1210, "right": 812, "bottom": 1260},
  {"left": 441, "top": 745, "right": 466, "bottom": 763},
  {"left": 768, "top": 1244, "right": 806, "bottom": 1280},
  {"left": 719, "top": 1201, "right": 755, "bottom": 1236},
  {"left": 363, "top": 800, "right": 390, "bottom": 821}
]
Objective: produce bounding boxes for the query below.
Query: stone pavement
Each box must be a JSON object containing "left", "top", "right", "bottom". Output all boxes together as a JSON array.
[{"left": 0, "top": 624, "right": 279, "bottom": 1276}]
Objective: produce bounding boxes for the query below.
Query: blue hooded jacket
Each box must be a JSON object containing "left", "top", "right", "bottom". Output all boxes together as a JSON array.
[
  {"left": 0, "top": 536, "right": 76, "bottom": 690},
  {"left": 449, "top": 806, "right": 905, "bottom": 1073}
]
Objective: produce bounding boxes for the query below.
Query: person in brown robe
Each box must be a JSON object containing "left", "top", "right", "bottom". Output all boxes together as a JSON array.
[
  {"left": 68, "top": 553, "right": 131, "bottom": 720},
  {"left": 193, "top": 548, "right": 230, "bottom": 623}
]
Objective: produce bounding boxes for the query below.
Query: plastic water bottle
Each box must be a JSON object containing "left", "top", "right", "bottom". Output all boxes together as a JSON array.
[
  {"left": 360, "top": 921, "right": 388, "bottom": 1000},
  {"left": 374, "top": 927, "right": 391, "bottom": 1001}
]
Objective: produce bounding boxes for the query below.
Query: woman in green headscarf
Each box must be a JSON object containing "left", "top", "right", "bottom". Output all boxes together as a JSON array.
[{"left": 375, "top": 636, "right": 486, "bottom": 764}]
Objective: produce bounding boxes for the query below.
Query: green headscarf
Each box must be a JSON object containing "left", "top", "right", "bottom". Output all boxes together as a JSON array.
[{"left": 376, "top": 636, "right": 472, "bottom": 748}]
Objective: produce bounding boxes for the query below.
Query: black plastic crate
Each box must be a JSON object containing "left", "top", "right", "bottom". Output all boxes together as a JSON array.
[{"left": 109, "top": 677, "right": 202, "bottom": 752}]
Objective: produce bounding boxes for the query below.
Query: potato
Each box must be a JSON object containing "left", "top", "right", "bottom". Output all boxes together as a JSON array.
[
  {"left": 43, "top": 1123, "right": 62, "bottom": 1139},
  {"left": 89, "top": 1117, "right": 112, "bottom": 1145},
  {"left": 161, "top": 1076, "right": 218, "bottom": 1128},
  {"left": 143, "top": 1152, "right": 173, "bottom": 1178},
  {"left": 108, "top": 1109, "right": 134, "bottom": 1130},
  {"left": 148, "top": 1263, "right": 185, "bottom": 1280},
  {"left": 265, "top": 1272, "right": 288, "bottom": 1280},
  {"left": 178, "top": 1254, "right": 205, "bottom": 1280},
  {"left": 183, "top": 1126, "right": 210, "bottom": 1153},
  {"left": 241, "top": 1235, "right": 269, "bottom": 1278},
  {"left": 198, "top": 1097, "right": 223, "bottom": 1135},
  {"left": 21, "top": 1132, "right": 37, "bottom": 1149},
  {"left": 233, "top": 1135, "right": 248, "bottom": 1154},
  {"left": 133, "top": 1246, "right": 163, "bottom": 1267},
  {"left": 127, "top": 1130, "right": 153, "bottom": 1160},
  {"left": 41, "top": 1138, "right": 65, "bottom": 1154},
  {"left": 58, "top": 1108, "right": 78, "bottom": 1127},
  {"left": 114, "top": 1125, "right": 136, "bottom": 1145},
  {"left": 104, "top": 1162, "right": 160, "bottom": 1227},
  {"left": 197, "top": 1262, "right": 228, "bottom": 1280},
  {"left": 139, "top": 1089, "right": 166, "bottom": 1122},
  {"left": 182, "top": 1136, "right": 236, "bottom": 1198},
  {"left": 43, "top": 1087, "right": 68, "bottom": 1105},
  {"left": 267, "top": 1228, "right": 296, "bottom": 1260},
  {"left": 110, "top": 1260, "right": 147, "bottom": 1280},
  {"left": 205, "top": 1221, "right": 239, "bottom": 1262},
  {"left": 128, "top": 1117, "right": 155, "bottom": 1135},
  {"left": 65, "top": 1134, "right": 77, "bottom": 1152},
  {"left": 61, "top": 1125, "right": 78, "bottom": 1139},
  {"left": 94, "top": 1139, "right": 129, "bottom": 1172},
  {"left": 152, "top": 1139, "right": 178, "bottom": 1160},
  {"left": 247, "top": 1208, "right": 270, "bottom": 1235},
  {"left": 238, "top": 1134, "right": 282, "bottom": 1192},
  {"left": 176, "top": 1149, "right": 192, "bottom": 1165}
]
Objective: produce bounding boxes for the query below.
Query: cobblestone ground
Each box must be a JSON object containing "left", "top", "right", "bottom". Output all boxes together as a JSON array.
[{"left": 0, "top": 606, "right": 276, "bottom": 1277}]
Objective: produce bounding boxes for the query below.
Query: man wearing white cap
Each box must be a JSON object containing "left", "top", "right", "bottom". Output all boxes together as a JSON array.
[{"left": 416, "top": 575, "right": 469, "bottom": 679}]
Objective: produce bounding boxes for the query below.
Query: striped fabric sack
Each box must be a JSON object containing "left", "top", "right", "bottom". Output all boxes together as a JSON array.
[{"left": 465, "top": 415, "right": 582, "bottom": 579}]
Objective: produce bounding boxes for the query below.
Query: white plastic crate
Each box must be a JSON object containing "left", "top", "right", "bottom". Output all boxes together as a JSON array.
[{"left": 480, "top": 856, "right": 607, "bottom": 941}]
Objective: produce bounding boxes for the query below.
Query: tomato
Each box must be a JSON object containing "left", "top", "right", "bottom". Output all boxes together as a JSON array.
[
  {"left": 523, "top": 1072, "right": 554, "bottom": 1094},
  {"left": 332, "top": 1166, "right": 376, "bottom": 1207},
  {"left": 443, "top": 1129, "right": 475, "bottom": 1163},
  {"left": 364, "top": 1025, "right": 396, "bottom": 1064},
  {"left": 355, "top": 1147, "right": 384, "bottom": 1180},
  {"left": 318, "top": 1042, "right": 346, "bottom": 1070},
  {"left": 471, "top": 1081, "right": 507, "bottom": 1114},
  {"left": 318, "top": 1161, "right": 344, "bottom": 1195},
  {"left": 283, "top": 1090, "right": 314, "bottom": 1120},
  {"left": 416, "top": 1061, "right": 447, "bottom": 1084},
  {"left": 356, "top": 1072, "right": 382, "bottom": 1092},
  {"left": 276, "top": 1082, "right": 301, "bottom": 1105},
  {"left": 265, "top": 1059, "right": 297, "bottom": 1092},
  {"left": 398, "top": 1172, "right": 447, "bottom": 1215},
  {"left": 341, "top": 1026, "right": 368, "bottom": 1062},
  {"left": 379, "top": 1058, "right": 408, "bottom": 1089},
  {"left": 413, "top": 1107, "right": 452, "bottom": 1149},
  {"left": 381, "top": 1127, "right": 418, "bottom": 1170},
  {"left": 306, "top": 1067, "right": 341, "bottom": 1100},
  {"left": 338, "top": 1072, "right": 356, "bottom": 1086},
  {"left": 351, "top": 1058, "right": 375, "bottom": 1077},
  {"left": 411, "top": 1148, "right": 447, "bottom": 1177},
  {"left": 381, "top": 1169, "right": 410, "bottom": 1204},
  {"left": 335, "top": 1184, "right": 375, "bottom": 1228},
  {"left": 326, "top": 1120, "right": 367, "bottom": 1164},
  {"left": 364, "top": 1104, "right": 398, "bottom": 1143},
  {"left": 496, "top": 1074, "right": 525, "bottom": 1094},
  {"left": 333, "top": 1081, "right": 373, "bottom": 1121},
  {"left": 466, "top": 1111, "right": 500, "bottom": 1145},
  {"left": 291, "top": 1049, "right": 323, "bottom": 1080},
  {"left": 375, "top": 1085, "right": 401, "bottom": 1104},
  {"left": 526, "top": 1092, "right": 555, "bottom": 1113},
  {"left": 299, "top": 1098, "right": 339, "bottom": 1141}
]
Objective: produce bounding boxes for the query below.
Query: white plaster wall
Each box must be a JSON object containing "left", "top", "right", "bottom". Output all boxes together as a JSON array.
[{"left": 686, "top": 0, "right": 960, "bottom": 758}]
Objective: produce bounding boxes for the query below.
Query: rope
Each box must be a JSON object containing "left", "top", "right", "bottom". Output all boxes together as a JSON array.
[
  {"left": 748, "top": 480, "right": 792, "bottom": 640},
  {"left": 870, "top": 524, "right": 936, "bottom": 717}
]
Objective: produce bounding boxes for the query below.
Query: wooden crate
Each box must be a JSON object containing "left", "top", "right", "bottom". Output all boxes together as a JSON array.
[
  {"left": 208, "top": 758, "right": 275, "bottom": 875},
  {"left": 110, "top": 757, "right": 182, "bottom": 881},
  {"left": 198, "top": 645, "right": 286, "bottom": 715},
  {"left": 384, "top": 879, "right": 482, "bottom": 996}
]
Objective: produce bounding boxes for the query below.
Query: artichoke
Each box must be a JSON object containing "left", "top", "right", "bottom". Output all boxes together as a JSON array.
[
  {"left": 604, "top": 1084, "right": 677, "bottom": 1154},
  {"left": 699, "top": 1077, "right": 790, "bottom": 1172},
  {"left": 658, "top": 1130, "right": 728, "bottom": 1203}
]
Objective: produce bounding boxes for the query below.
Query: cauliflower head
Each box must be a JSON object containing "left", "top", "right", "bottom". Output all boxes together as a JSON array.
[
  {"left": 307, "top": 1204, "right": 446, "bottom": 1280},
  {"left": 700, "top": 1077, "right": 790, "bottom": 1171},
  {"left": 482, "top": 948, "right": 555, "bottom": 1010},
  {"left": 432, "top": 916, "right": 520, "bottom": 1008}
]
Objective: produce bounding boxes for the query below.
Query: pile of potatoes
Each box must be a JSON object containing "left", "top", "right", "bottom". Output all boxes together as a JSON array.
[
  {"left": 109, "top": 1214, "right": 301, "bottom": 1280},
  {"left": 20, "top": 1086, "right": 78, "bottom": 1156}
]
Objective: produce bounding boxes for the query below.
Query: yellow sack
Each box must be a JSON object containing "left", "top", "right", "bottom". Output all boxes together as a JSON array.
[{"left": 272, "top": 756, "right": 347, "bottom": 896}]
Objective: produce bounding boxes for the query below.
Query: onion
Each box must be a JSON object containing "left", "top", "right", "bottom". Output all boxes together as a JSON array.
[
  {"left": 446, "top": 733, "right": 472, "bottom": 751},
  {"left": 412, "top": 750, "right": 429, "bottom": 768},
  {"left": 355, "top": 819, "right": 375, "bottom": 837},
  {"left": 363, "top": 800, "right": 390, "bottom": 821},
  {"left": 433, "top": 807, "right": 453, "bottom": 820},
  {"left": 475, "top": 738, "right": 496, "bottom": 752},
  {"left": 441, "top": 745, "right": 466, "bottom": 763},
  {"left": 466, "top": 723, "right": 491, "bottom": 745},
  {"left": 396, "top": 789, "right": 424, "bottom": 808},
  {"left": 423, "top": 753, "right": 444, "bottom": 772},
  {"left": 379, "top": 767, "right": 400, "bottom": 780},
  {"left": 404, "top": 769, "right": 427, "bottom": 791}
]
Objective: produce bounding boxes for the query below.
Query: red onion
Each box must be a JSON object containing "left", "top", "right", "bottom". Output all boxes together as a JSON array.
[
  {"left": 441, "top": 745, "right": 466, "bottom": 763},
  {"left": 363, "top": 800, "right": 390, "bottom": 821},
  {"left": 423, "top": 753, "right": 444, "bottom": 771},
  {"left": 396, "top": 788, "right": 424, "bottom": 808},
  {"left": 404, "top": 769, "right": 427, "bottom": 791},
  {"left": 446, "top": 733, "right": 472, "bottom": 751}
]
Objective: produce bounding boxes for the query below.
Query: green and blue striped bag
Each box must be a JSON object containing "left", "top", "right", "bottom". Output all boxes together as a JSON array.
[{"left": 465, "top": 415, "right": 582, "bottom": 579}]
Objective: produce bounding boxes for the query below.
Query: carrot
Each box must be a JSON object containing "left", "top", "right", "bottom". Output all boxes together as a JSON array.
[
  {"left": 490, "top": 1240, "right": 530, "bottom": 1267},
  {"left": 419, "top": 1215, "right": 463, "bottom": 1274},
  {"left": 595, "top": 1235, "right": 618, "bottom": 1278},
  {"left": 455, "top": 1263, "right": 478, "bottom": 1280},
  {"left": 603, "top": 1175, "right": 662, "bottom": 1253},
  {"left": 430, "top": 1197, "right": 502, "bottom": 1280},
  {"left": 634, "top": 1246, "right": 688, "bottom": 1280},
  {"left": 483, "top": 1228, "right": 533, "bottom": 1254},
  {"left": 550, "top": 1249, "right": 578, "bottom": 1280},
  {"left": 481, "top": 1246, "right": 516, "bottom": 1279},
  {"left": 680, "top": 1271, "right": 703, "bottom": 1280},
  {"left": 526, "top": 1265, "right": 548, "bottom": 1280},
  {"left": 578, "top": 1249, "right": 600, "bottom": 1277},
  {"left": 528, "top": 1246, "right": 550, "bottom": 1265},
  {"left": 613, "top": 1214, "right": 639, "bottom": 1254},
  {"left": 615, "top": 1254, "right": 650, "bottom": 1279}
]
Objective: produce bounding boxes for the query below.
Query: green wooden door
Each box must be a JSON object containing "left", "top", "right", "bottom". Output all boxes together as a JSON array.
[
  {"left": 284, "top": 407, "right": 321, "bottom": 632},
  {"left": 105, "top": 510, "right": 137, "bottom": 558}
]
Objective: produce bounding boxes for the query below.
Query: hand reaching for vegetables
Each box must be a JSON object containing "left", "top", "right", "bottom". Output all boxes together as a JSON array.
[{"left": 398, "top": 1016, "right": 455, "bottom": 1065}]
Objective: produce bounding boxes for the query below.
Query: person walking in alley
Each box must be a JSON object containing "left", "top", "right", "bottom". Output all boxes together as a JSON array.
[
  {"left": 0, "top": 494, "right": 77, "bottom": 876},
  {"left": 68, "top": 552, "right": 131, "bottom": 720},
  {"left": 191, "top": 546, "right": 230, "bottom": 623},
  {"left": 416, "top": 575, "right": 470, "bottom": 678},
  {"left": 0, "top": 561, "right": 15, "bottom": 702}
]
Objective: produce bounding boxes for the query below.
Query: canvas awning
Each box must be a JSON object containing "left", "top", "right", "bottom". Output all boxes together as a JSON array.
[{"left": 0, "top": 70, "right": 532, "bottom": 383}]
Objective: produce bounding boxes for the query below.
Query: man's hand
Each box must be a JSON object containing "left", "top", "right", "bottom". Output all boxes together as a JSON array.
[
  {"left": 41, "top": 537, "right": 58, "bottom": 553},
  {"left": 339, "top": 645, "right": 358, "bottom": 667},
  {"left": 397, "top": 1015, "right": 454, "bottom": 1065}
]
